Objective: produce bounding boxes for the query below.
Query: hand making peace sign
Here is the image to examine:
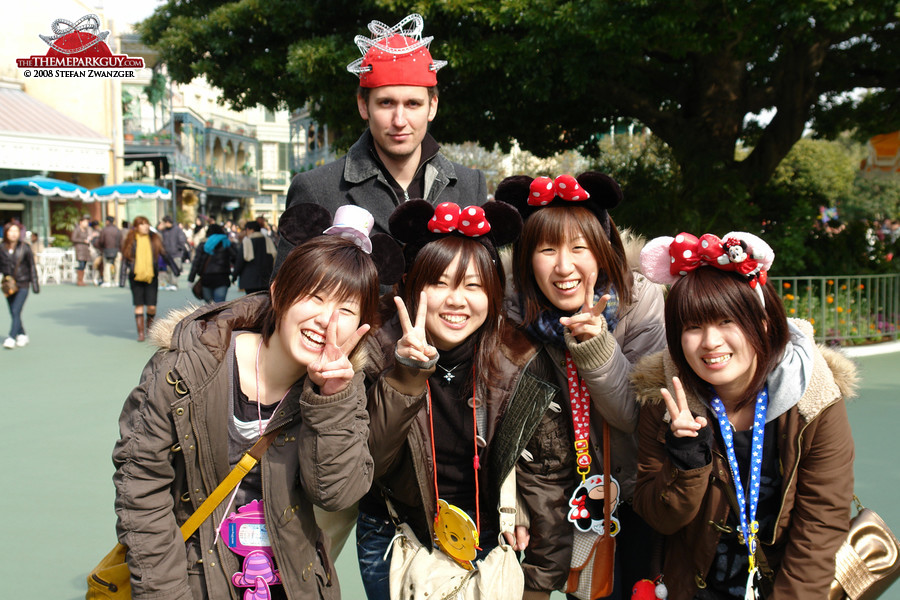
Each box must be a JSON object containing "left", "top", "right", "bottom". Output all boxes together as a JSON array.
[
  {"left": 661, "top": 376, "right": 709, "bottom": 438},
  {"left": 394, "top": 293, "right": 438, "bottom": 364},
  {"left": 559, "top": 271, "right": 612, "bottom": 342},
  {"left": 308, "top": 311, "right": 370, "bottom": 396}
]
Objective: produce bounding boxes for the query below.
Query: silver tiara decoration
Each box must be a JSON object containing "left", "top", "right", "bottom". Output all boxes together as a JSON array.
[
  {"left": 39, "top": 14, "right": 110, "bottom": 55},
  {"left": 347, "top": 13, "right": 447, "bottom": 75}
]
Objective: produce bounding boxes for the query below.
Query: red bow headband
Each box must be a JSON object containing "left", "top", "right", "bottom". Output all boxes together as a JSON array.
[
  {"left": 428, "top": 203, "right": 491, "bottom": 237},
  {"left": 528, "top": 175, "right": 590, "bottom": 206},
  {"left": 640, "top": 231, "right": 775, "bottom": 304}
]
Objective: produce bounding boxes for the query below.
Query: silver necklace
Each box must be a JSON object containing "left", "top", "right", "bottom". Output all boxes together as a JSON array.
[{"left": 436, "top": 362, "right": 462, "bottom": 383}]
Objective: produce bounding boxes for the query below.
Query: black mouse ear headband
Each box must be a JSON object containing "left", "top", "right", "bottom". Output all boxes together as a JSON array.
[
  {"left": 494, "top": 171, "right": 623, "bottom": 237},
  {"left": 276, "top": 203, "right": 404, "bottom": 286},
  {"left": 388, "top": 199, "right": 522, "bottom": 269}
]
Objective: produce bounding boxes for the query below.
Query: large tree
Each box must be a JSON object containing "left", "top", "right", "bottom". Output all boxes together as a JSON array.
[{"left": 139, "top": 0, "right": 899, "bottom": 227}]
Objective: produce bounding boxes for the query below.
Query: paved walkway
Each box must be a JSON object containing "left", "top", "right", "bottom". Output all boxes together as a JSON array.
[{"left": 2, "top": 276, "right": 898, "bottom": 599}]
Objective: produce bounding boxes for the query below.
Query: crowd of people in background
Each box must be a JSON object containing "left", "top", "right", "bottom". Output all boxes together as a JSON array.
[{"left": 0, "top": 212, "right": 280, "bottom": 346}]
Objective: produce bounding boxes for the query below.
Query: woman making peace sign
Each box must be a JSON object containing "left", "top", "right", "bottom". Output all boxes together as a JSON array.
[
  {"left": 631, "top": 232, "right": 856, "bottom": 599},
  {"left": 496, "top": 173, "right": 667, "bottom": 597},
  {"left": 357, "top": 200, "right": 565, "bottom": 599},
  {"left": 112, "top": 206, "right": 386, "bottom": 600}
]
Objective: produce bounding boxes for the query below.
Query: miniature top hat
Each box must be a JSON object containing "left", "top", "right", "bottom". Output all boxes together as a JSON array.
[
  {"left": 276, "top": 203, "right": 404, "bottom": 285},
  {"left": 323, "top": 205, "right": 375, "bottom": 253},
  {"left": 347, "top": 14, "right": 447, "bottom": 88}
]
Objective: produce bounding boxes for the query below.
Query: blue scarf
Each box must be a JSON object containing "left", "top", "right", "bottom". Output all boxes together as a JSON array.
[
  {"left": 204, "top": 234, "right": 231, "bottom": 254},
  {"left": 525, "top": 285, "right": 620, "bottom": 349}
]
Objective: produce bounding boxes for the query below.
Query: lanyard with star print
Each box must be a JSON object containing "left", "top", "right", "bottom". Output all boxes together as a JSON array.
[{"left": 709, "top": 386, "right": 768, "bottom": 600}]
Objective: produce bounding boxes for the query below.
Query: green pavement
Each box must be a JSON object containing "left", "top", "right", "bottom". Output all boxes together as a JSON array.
[{"left": 2, "top": 275, "right": 898, "bottom": 599}]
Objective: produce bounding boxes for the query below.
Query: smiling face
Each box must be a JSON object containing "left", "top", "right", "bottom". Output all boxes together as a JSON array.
[
  {"left": 357, "top": 85, "right": 438, "bottom": 168},
  {"left": 422, "top": 254, "right": 489, "bottom": 351},
  {"left": 680, "top": 319, "right": 759, "bottom": 405},
  {"left": 275, "top": 289, "right": 361, "bottom": 370},
  {"left": 531, "top": 233, "right": 600, "bottom": 313}
]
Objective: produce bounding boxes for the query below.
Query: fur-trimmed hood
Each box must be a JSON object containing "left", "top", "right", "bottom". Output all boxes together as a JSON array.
[
  {"left": 631, "top": 318, "right": 858, "bottom": 423},
  {"left": 148, "top": 294, "right": 369, "bottom": 375}
]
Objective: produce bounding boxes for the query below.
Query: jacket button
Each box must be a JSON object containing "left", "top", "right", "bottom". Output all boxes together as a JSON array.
[
  {"left": 302, "top": 563, "right": 312, "bottom": 581},
  {"left": 175, "top": 408, "right": 184, "bottom": 415}
]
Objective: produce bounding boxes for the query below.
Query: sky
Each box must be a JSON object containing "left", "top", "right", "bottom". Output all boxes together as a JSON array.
[{"left": 94, "top": 0, "right": 163, "bottom": 30}]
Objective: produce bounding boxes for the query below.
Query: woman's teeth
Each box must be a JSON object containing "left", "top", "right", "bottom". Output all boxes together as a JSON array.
[
  {"left": 554, "top": 280, "right": 579, "bottom": 290},
  {"left": 703, "top": 354, "right": 731, "bottom": 365},
  {"left": 441, "top": 314, "right": 467, "bottom": 324},
  {"left": 302, "top": 330, "right": 325, "bottom": 346}
]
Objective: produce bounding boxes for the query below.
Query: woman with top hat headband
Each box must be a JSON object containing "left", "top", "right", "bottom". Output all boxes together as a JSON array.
[
  {"left": 631, "top": 232, "right": 856, "bottom": 600},
  {"left": 495, "top": 173, "right": 667, "bottom": 598},
  {"left": 356, "top": 199, "right": 566, "bottom": 599},
  {"left": 112, "top": 205, "right": 398, "bottom": 600}
]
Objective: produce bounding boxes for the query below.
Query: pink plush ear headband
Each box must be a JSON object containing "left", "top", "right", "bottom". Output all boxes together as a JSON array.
[{"left": 640, "top": 231, "right": 774, "bottom": 305}]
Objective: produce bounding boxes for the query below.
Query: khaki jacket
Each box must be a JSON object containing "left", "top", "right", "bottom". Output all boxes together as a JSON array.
[
  {"left": 113, "top": 295, "right": 373, "bottom": 599},
  {"left": 631, "top": 320, "right": 857, "bottom": 600}
]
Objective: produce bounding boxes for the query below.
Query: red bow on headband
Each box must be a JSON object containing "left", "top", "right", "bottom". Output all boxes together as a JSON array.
[
  {"left": 528, "top": 175, "right": 590, "bottom": 206},
  {"left": 428, "top": 202, "right": 491, "bottom": 237},
  {"left": 669, "top": 232, "right": 768, "bottom": 287}
]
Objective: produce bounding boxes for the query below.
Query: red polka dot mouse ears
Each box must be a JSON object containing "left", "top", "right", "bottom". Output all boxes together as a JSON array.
[
  {"left": 389, "top": 199, "right": 522, "bottom": 269},
  {"left": 640, "top": 231, "right": 775, "bottom": 305},
  {"left": 494, "top": 171, "right": 623, "bottom": 237}
]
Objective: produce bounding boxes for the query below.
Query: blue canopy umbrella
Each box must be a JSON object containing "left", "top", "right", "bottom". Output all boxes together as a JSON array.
[
  {"left": 0, "top": 176, "right": 91, "bottom": 244},
  {"left": 90, "top": 183, "right": 172, "bottom": 202}
]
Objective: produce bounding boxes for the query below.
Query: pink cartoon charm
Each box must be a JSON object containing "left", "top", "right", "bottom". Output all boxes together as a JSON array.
[{"left": 221, "top": 500, "right": 281, "bottom": 591}]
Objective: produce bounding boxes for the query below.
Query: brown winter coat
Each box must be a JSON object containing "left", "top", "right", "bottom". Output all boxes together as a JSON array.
[
  {"left": 113, "top": 295, "right": 373, "bottom": 599},
  {"left": 631, "top": 319, "right": 857, "bottom": 600}
]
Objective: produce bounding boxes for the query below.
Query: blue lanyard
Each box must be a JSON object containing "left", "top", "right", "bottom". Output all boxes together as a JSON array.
[{"left": 710, "top": 386, "right": 768, "bottom": 573}]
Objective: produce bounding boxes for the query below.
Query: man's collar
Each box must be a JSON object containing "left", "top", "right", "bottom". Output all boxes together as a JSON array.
[{"left": 345, "top": 129, "right": 442, "bottom": 184}]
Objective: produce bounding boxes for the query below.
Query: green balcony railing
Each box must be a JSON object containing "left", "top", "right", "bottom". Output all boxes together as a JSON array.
[{"left": 770, "top": 274, "right": 900, "bottom": 346}]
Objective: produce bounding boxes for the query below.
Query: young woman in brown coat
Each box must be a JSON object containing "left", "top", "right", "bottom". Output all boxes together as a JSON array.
[{"left": 632, "top": 231, "right": 856, "bottom": 599}]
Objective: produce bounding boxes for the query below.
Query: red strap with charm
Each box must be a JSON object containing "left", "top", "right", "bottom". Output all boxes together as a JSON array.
[
  {"left": 566, "top": 351, "right": 592, "bottom": 481},
  {"left": 565, "top": 351, "right": 620, "bottom": 537}
]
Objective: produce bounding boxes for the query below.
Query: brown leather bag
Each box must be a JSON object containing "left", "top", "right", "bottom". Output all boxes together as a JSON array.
[{"left": 564, "top": 420, "right": 615, "bottom": 599}]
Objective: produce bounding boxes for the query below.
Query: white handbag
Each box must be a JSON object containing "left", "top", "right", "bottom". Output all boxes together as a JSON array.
[{"left": 388, "top": 468, "right": 524, "bottom": 600}]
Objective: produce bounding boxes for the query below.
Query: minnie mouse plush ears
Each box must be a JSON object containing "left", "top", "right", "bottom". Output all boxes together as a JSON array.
[
  {"left": 275, "top": 203, "right": 404, "bottom": 285},
  {"left": 640, "top": 231, "right": 774, "bottom": 305},
  {"left": 494, "top": 171, "right": 623, "bottom": 236},
  {"left": 389, "top": 199, "right": 522, "bottom": 269}
]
